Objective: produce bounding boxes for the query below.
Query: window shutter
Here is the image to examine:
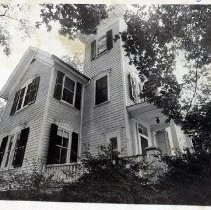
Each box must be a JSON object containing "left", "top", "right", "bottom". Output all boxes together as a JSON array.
[
  {"left": 75, "top": 82, "right": 82, "bottom": 110},
  {"left": 128, "top": 74, "right": 134, "bottom": 101},
  {"left": 54, "top": 71, "right": 64, "bottom": 100},
  {"left": 91, "top": 40, "right": 96, "bottom": 60},
  {"left": 47, "top": 123, "right": 58, "bottom": 165},
  {"left": 70, "top": 132, "right": 79, "bottom": 163},
  {"left": 30, "top": 76, "right": 40, "bottom": 104},
  {"left": 10, "top": 90, "right": 20, "bottom": 116},
  {"left": 0, "top": 136, "right": 8, "bottom": 167},
  {"left": 12, "top": 127, "right": 30, "bottom": 168},
  {"left": 107, "top": 30, "right": 113, "bottom": 50}
]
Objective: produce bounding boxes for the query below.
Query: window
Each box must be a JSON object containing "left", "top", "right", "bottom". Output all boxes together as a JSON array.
[
  {"left": 106, "top": 131, "right": 121, "bottom": 153},
  {"left": 54, "top": 71, "right": 82, "bottom": 110},
  {"left": 10, "top": 77, "right": 40, "bottom": 115},
  {"left": 0, "top": 127, "right": 30, "bottom": 169},
  {"left": 47, "top": 124, "right": 79, "bottom": 165},
  {"left": 110, "top": 137, "right": 118, "bottom": 151},
  {"left": 138, "top": 124, "right": 148, "bottom": 155},
  {"left": 95, "top": 75, "right": 108, "bottom": 105},
  {"left": 90, "top": 30, "right": 113, "bottom": 59}
]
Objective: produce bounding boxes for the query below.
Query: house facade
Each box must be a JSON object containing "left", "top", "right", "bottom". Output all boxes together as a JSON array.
[{"left": 0, "top": 6, "right": 192, "bottom": 177}]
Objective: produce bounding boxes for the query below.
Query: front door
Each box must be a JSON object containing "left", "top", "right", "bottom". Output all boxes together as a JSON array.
[{"left": 155, "top": 130, "right": 171, "bottom": 155}]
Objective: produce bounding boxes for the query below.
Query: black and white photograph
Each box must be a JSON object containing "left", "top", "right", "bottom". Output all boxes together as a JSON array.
[{"left": 0, "top": 1, "right": 210, "bottom": 209}]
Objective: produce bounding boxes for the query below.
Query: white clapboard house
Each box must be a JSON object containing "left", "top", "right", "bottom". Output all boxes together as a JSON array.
[{"left": 0, "top": 6, "right": 192, "bottom": 177}]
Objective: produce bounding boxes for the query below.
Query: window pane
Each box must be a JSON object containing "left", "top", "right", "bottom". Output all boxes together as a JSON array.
[
  {"left": 64, "top": 77, "right": 75, "bottom": 91},
  {"left": 63, "top": 131, "right": 69, "bottom": 139},
  {"left": 60, "top": 148, "right": 67, "bottom": 163},
  {"left": 62, "top": 88, "right": 74, "bottom": 104},
  {"left": 98, "top": 36, "right": 107, "bottom": 54},
  {"left": 95, "top": 76, "right": 108, "bottom": 105},
  {"left": 138, "top": 124, "right": 148, "bottom": 137},
  {"left": 54, "top": 146, "right": 61, "bottom": 164},
  {"left": 56, "top": 135, "right": 62, "bottom": 146},
  {"left": 62, "top": 137, "right": 69, "bottom": 148}
]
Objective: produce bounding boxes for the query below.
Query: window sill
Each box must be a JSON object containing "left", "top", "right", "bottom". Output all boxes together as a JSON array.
[
  {"left": 55, "top": 98, "right": 80, "bottom": 111},
  {"left": 94, "top": 100, "right": 110, "bottom": 108},
  {"left": 91, "top": 49, "right": 109, "bottom": 61},
  {"left": 12, "top": 104, "right": 30, "bottom": 116}
]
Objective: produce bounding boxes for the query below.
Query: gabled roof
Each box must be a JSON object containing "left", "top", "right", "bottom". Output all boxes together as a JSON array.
[{"left": 0, "top": 47, "right": 90, "bottom": 99}]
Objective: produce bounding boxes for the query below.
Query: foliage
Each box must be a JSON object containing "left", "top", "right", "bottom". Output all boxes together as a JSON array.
[
  {"left": 0, "top": 4, "right": 35, "bottom": 55},
  {"left": 61, "top": 54, "right": 84, "bottom": 71},
  {"left": 120, "top": 5, "right": 211, "bottom": 149},
  {"left": 37, "top": 4, "right": 110, "bottom": 38},
  {"left": 60, "top": 145, "right": 155, "bottom": 203},
  {"left": 156, "top": 149, "right": 211, "bottom": 205},
  {"left": 0, "top": 161, "right": 65, "bottom": 201}
]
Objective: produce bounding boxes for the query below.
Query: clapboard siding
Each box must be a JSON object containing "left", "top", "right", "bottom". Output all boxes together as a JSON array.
[
  {"left": 38, "top": 62, "right": 85, "bottom": 161},
  {"left": 81, "top": 19, "right": 129, "bottom": 156},
  {"left": 0, "top": 52, "right": 52, "bottom": 167}
]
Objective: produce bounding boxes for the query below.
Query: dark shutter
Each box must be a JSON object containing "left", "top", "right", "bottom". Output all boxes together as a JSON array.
[
  {"left": 10, "top": 90, "right": 20, "bottom": 116},
  {"left": 47, "top": 123, "right": 58, "bottom": 165},
  {"left": 53, "top": 71, "right": 64, "bottom": 100},
  {"left": 107, "top": 30, "right": 113, "bottom": 50},
  {"left": 128, "top": 74, "right": 133, "bottom": 100},
  {"left": 12, "top": 128, "right": 30, "bottom": 168},
  {"left": 70, "top": 132, "right": 78, "bottom": 163},
  {"left": 91, "top": 40, "right": 96, "bottom": 60},
  {"left": 75, "top": 83, "right": 82, "bottom": 110},
  {"left": 0, "top": 136, "right": 8, "bottom": 167}
]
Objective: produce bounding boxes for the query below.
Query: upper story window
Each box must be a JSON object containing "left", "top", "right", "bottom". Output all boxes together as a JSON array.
[
  {"left": 0, "top": 127, "right": 30, "bottom": 169},
  {"left": 47, "top": 124, "right": 79, "bottom": 165},
  {"left": 54, "top": 71, "right": 82, "bottom": 110},
  {"left": 95, "top": 75, "right": 109, "bottom": 106},
  {"left": 10, "top": 77, "right": 40, "bottom": 116},
  {"left": 91, "top": 29, "right": 113, "bottom": 60}
]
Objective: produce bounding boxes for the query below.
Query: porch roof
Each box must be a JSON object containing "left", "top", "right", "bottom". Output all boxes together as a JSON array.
[{"left": 127, "top": 102, "right": 168, "bottom": 126}]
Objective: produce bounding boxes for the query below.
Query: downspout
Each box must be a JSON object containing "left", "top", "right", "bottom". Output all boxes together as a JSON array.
[{"left": 79, "top": 78, "right": 91, "bottom": 159}]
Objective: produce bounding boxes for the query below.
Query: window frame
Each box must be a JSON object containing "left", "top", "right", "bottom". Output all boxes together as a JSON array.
[
  {"left": 55, "top": 72, "right": 82, "bottom": 108},
  {"left": 94, "top": 73, "right": 110, "bottom": 106},
  {"left": 0, "top": 127, "right": 28, "bottom": 170},
  {"left": 137, "top": 123, "right": 149, "bottom": 156},
  {"left": 97, "top": 34, "right": 107, "bottom": 55},
  {"left": 47, "top": 125, "right": 80, "bottom": 166},
  {"left": 11, "top": 77, "right": 40, "bottom": 115},
  {"left": 106, "top": 131, "right": 121, "bottom": 153}
]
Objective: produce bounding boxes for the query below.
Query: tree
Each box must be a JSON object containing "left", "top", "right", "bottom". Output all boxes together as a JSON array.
[
  {"left": 0, "top": 4, "right": 35, "bottom": 55},
  {"left": 61, "top": 54, "right": 84, "bottom": 71},
  {"left": 119, "top": 5, "right": 211, "bottom": 149},
  {"left": 36, "top": 4, "right": 110, "bottom": 39}
]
